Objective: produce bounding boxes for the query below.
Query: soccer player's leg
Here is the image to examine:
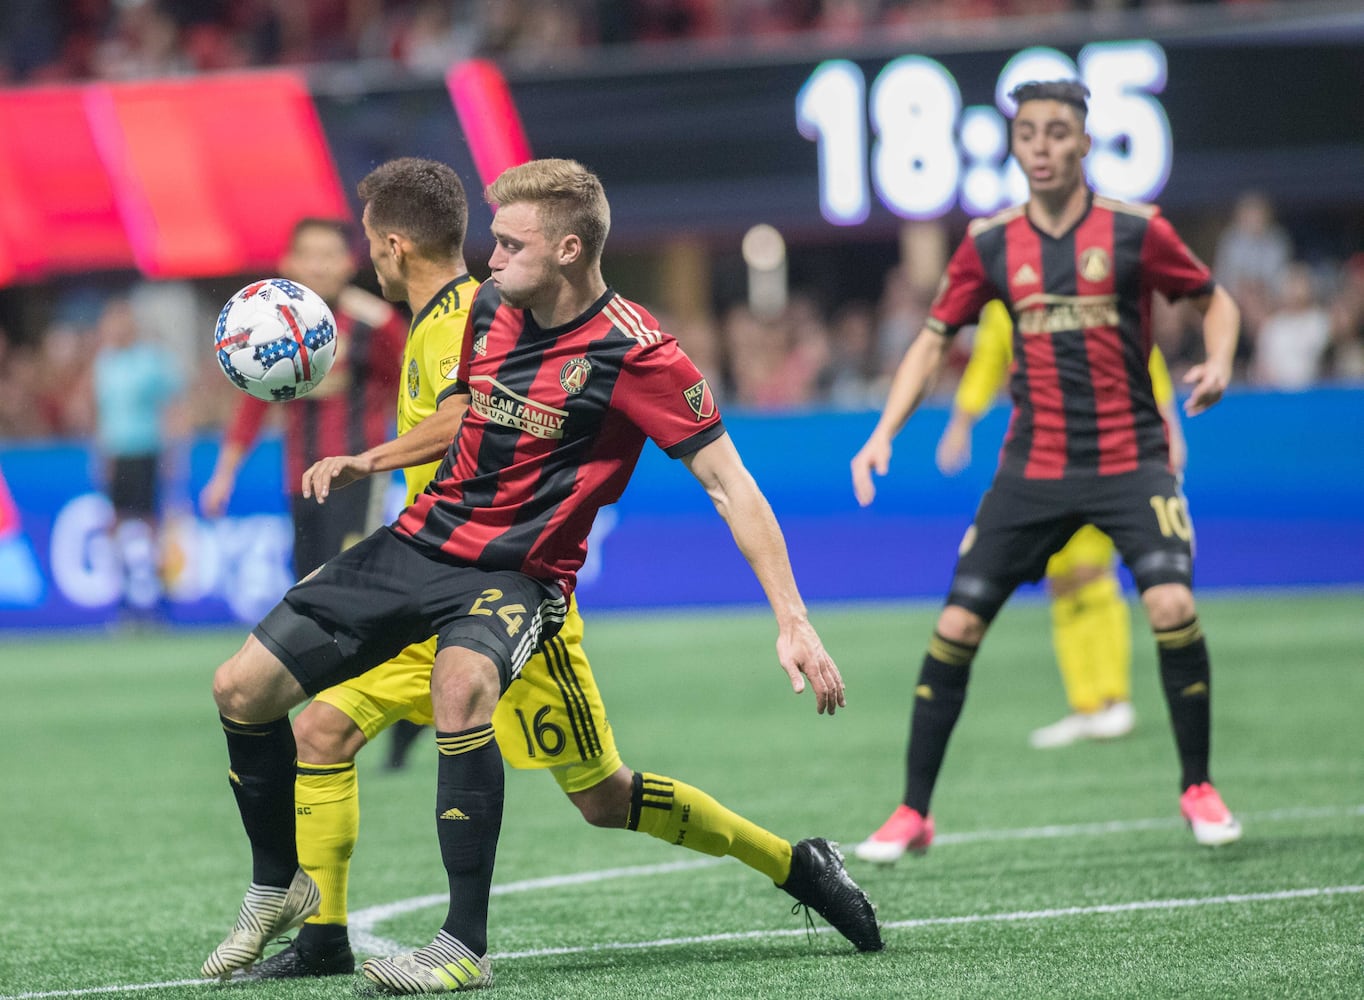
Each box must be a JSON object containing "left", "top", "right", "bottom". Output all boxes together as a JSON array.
[
  {"left": 205, "top": 635, "right": 319, "bottom": 980},
  {"left": 362, "top": 570, "right": 564, "bottom": 995},
  {"left": 492, "top": 601, "right": 880, "bottom": 951},
  {"left": 207, "top": 530, "right": 437, "bottom": 979},
  {"left": 856, "top": 478, "right": 1076, "bottom": 863},
  {"left": 1032, "top": 526, "right": 1134, "bottom": 748},
  {"left": 251, "top": 641, "right": 438, "bottom": 979},
  {"left": 1099, "top": 471, "right": 1240, "bottom": 846}
]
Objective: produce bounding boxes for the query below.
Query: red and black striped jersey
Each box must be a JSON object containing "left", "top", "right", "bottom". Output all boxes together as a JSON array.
[
  {"left": 393, "top": 282, "right": 724, "bottom": 596},
  {"left": 223, "top": 287, "right": 407, "bottom": 493},
  {"left": 928, "top": 193, "right": 1213, "bottom": 479}
]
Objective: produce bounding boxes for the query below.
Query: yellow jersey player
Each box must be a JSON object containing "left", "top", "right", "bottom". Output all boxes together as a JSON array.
[
  {"left": 934, "top": 300, "right": 1187, "bottom": 749},
  {"left": 237, "top": 157, "right": 880, "bottom": 981}
]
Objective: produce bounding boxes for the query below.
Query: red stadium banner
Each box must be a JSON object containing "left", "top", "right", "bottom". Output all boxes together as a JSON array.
[
  {"left": 446, "top": 59, "right": 533, "bottom": 189},
  {"left": 0, "top": 86, "right": 134, "bottom": 280},
  {"left": 85, "top": 71, "right": 350, "bottom": 278}
]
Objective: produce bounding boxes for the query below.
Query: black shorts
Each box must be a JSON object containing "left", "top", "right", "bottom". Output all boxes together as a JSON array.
[
  {"left": 253, "top": 528, "right": 567, "bottom": 696},
  {"left": 290, "top": 478, "right": 381, "bottom": 579},
  {"left": 947, "top": 466, "right": 1195, "bottom": 622},
  {"left": 108, "top": 454, "right": 159, "bottom": 517}
]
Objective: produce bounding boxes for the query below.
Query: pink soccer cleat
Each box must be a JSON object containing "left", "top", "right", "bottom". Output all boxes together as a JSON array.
[
  {"left": 1180, "top": 782, "right": 1242, "bottom": 846},
  {"left": 853, "top": 805, "right": 934, "bottom": 864}
]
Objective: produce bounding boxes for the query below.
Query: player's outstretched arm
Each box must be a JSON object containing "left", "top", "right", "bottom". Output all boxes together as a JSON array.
[
  {"left": 301, "top": 393, "right": 469, "bottom": 502},
  {"left": 851, "top": 327, "right": 949, "bottom": 506},
  {"left": 1182, "top": 285, "right": 1240, "bottom": 416},
  {"left": 683, "top": 434, "right": 845, "bottom": 716}
]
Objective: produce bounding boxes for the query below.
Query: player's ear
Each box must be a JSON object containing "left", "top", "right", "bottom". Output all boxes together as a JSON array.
[
  {"left": 558, "top": 234, "right": 583, "bottom": 266},
  {"left": 1080, "top": 130, "right": 1092, "bottom": 157}
]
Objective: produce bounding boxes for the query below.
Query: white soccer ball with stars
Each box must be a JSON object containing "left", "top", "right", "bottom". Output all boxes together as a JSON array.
[{"left": 213, "top": 278, "right": 338, "bottom": 401}]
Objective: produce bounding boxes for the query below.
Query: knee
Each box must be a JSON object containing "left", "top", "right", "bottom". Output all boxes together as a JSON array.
[
  {"left": 938, "top": 605, "right": 987, "bottom": 646},
  {"left": 212, "top": 637, "right": 303, "bottom": 723},
  {"left": 568, "top": 768, "right": 632, "bottom": 828},
  {"left": 212, "top": 652, "right": 258, "bottom": 721},
  {"left": 431, "top": 654, "right": 501, "bottom": 730},
  {"left": 1142, "top": 583, "right": 1196, "bottom": 631},
  {"left": 294, "top": 703, "right": 366, "bottom": 763}
]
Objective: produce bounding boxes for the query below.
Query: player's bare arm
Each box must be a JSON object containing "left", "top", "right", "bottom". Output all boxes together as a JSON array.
[
  {"left": 1182, "top": 285, "right": 1240, "bottom": 416},
  {"left": 683, "top": 433, "right": 846, "bottom": 716},
  {"left": 936, "top": 409, "right": 978, "bottom": 476},
  {"left": 200, "top": 441, "right": 248, "bottom": 517},
  {"left": 301, "top": 393, "right": 469, "bottom": 502},
  {"left": 851, "top": 328, "right": 949, "bottom": 506}
]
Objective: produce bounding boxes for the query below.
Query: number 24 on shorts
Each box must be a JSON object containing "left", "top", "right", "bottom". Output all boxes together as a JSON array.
[{"left": 470, "top": 588, "right": 526, "bottom": 636}]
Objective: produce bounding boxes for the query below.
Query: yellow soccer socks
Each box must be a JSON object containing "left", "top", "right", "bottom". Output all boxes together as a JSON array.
[
  {"left": 294, "top": 760, "right": 359, "bottom": 927},
  {"left": 627, "top": 771, "right": 793, "bottom": 884},
  {"left": 1051, "top": 574, "right": 1131, "bottom": 713}
]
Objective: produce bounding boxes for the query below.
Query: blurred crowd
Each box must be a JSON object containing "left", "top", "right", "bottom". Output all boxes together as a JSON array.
[
  {"left": 0, "top": 0, "right": 1291, "bottom": 83},
  {"left": 1, "top": 188, "right": 1361, "bottom": 444}
]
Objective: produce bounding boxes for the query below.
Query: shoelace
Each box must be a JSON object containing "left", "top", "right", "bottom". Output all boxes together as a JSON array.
[{"left": 790, "top": 901, "right": 818, "bottom": 944}]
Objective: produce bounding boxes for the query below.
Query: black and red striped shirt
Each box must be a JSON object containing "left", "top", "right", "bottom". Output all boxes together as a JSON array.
[
  {"left": 928, "top": 193, "right": 1214, "bottom": 478},
  {"left": 394, "top": 283, "right": 724, "bottom": 596}
]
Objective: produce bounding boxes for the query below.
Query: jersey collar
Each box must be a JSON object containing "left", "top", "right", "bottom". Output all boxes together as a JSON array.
[{"left": 410, "top": 273, "right": 475, "bottom": 332}]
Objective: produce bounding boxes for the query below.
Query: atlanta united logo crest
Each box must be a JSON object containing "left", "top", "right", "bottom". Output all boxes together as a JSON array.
[
  {"left": 560, "top": 357, "right": 592, "bottom": 394},
  {"left": 1079, "top": 247, "right": 1112, "bottom": 283}
]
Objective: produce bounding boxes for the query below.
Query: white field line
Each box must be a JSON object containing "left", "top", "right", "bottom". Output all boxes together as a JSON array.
[{"left": 3, "top": 804, "right": 1359, "bottom": 1000}]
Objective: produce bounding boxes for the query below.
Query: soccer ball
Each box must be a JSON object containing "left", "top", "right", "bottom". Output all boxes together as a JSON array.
[{"left": 214, "top": 278, "right": 338, "bottom": 401}]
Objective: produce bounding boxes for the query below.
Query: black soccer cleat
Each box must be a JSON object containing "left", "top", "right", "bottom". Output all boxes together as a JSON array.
[
  {"left": 781, "top": 837, "right": 884, "bottom": 952},
  {"left": 245, "top": 936, "right": 355, "bottom": 979}
]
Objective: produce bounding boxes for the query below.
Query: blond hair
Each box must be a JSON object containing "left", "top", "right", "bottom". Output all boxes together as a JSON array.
[{"left": 486, "top": 159, "right": 610, "bottom": 263}]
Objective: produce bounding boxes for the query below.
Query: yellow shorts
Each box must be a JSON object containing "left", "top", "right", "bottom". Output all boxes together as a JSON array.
[
  {"left": 313, "top": 596, "right": 622, "bottom": 794},
  {"left": 1045, "top": 524, "right": 1118, "bottom": 579}
]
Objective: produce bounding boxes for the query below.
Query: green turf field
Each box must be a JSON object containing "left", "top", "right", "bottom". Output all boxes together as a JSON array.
[{"left": 1, "top": 591, "right": 1360, "bottom": 999}]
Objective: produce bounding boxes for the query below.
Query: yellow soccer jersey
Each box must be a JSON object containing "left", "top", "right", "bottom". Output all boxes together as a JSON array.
[
  {"left": 954, "top": 299, "right": 1175, "bottom": 415},
  {"left": 398, "top": 274, "right": 481, "bottom": 504}
]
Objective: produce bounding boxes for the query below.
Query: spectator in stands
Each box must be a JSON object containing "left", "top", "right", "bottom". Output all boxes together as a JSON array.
[
  {"left": 825, "top": 300, "right": 880, "bottom": 408},
  {"left": 1214, "top": 191, "right": 1292, "bottom": 301},
  {"left": 1252, "top": 262, "right": 1331, "bottom": 390}
]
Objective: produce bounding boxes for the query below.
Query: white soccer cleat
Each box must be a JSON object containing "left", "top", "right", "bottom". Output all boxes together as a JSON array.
[
  {"left": 1028, "top": 712, "right": 1096, "bottom": 749},
  {"left": 201, "top": 869, "right": 321, "bottom": 980},
  {"left": 361, "top": 931, "right": 492, "bottom": 994},
  {"left": 1088, "top": 700, "right": 1136, "bottom": 740},
  {"left": 1029, "top": 701, "right": 1135, "bottom": 748}
]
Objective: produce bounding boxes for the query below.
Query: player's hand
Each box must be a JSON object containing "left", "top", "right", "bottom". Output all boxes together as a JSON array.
[
  {"left": 301, "top": 454, "right": 372, "bottom": 503},
  {"left": 935, "top": 418, "right": 971, "bottom": 476},
  {"left": 199, "top": 474, "right": 233, "bottom": 518},
  {"left": 776, "top": 619, "right": 846, "bottom": 716},
  {"left": 1182, "top": 360, "right": 1232, "bottom": 416},
  {"left": 851, "top": 435, "right": 892, "bottom": 507}
]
